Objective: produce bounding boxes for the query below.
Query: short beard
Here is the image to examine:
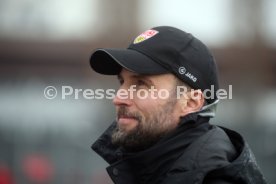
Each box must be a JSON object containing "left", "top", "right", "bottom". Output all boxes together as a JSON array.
[{"left": 111, "top": 95, "right": 178, "bottom": 152}]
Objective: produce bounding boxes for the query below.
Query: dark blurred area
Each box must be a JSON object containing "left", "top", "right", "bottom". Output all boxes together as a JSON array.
[{"left": 0, "top": 0, "right": 276, "bottom": 183}]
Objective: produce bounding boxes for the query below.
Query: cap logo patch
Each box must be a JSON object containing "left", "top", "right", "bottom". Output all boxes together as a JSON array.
[
  {"left": 179, "top": 66, "right": 197, "bottom": 82},
  {"left": 133, "top": 29, "right": 159, "bottom": 44}
]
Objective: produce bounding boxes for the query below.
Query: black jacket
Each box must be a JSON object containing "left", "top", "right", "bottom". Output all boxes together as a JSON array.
[{"left": 92, "top": 113, "right": 267, "bottom": 184}]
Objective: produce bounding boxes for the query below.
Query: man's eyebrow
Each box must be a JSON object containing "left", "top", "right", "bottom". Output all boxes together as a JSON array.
[{"left": 117, "top": 73, "right": 154, "bottom": 85}]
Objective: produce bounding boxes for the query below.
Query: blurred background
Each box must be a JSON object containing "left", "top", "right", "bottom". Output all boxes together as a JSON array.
[{"left": 0, "top": 0, "right": 275, "bottom": 183}]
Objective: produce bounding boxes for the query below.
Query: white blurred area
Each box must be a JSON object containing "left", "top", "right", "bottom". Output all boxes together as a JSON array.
[
  {"left": 0, "top": 0, "right": 275, "bottom": 184},
  {"left": 0, "top": 0, "right": 99, "bottom": 40},
  {"left": 139, "top": 0, "right": 234, "bottom": 46},
  {"left": 0, "top": 0, "right": 275, "bottom": 45}
]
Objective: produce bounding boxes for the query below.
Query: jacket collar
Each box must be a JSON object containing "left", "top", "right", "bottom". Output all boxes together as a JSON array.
[
  {"left": 92, "top": 113, "right": 211, "bottom": 183},
  {"left": 92, "top": 113, "right": 210, "bottom": 165}
]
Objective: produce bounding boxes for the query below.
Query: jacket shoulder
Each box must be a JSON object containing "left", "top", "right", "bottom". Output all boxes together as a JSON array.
[
  {"left": 165, "top": 126, "right": 267, "bottom": 184},
  {"left": 164, "top": 126, "right": 237, "bottom": 183},
  {"left": 170, "top": 126, "right": 237, "bottom": 171}
]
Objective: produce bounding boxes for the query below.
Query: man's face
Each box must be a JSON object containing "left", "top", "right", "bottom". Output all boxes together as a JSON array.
[{"left": 112, "top": 69, "right": 183, "bottom": 151}]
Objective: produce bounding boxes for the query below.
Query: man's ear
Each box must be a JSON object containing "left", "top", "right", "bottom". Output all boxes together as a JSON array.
[{"left": 179, "top": 89, "right": 205, "bottom": 116}]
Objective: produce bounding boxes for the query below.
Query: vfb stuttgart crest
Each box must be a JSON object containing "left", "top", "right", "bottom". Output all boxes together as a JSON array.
[{"left": 133, "top": 29, "right": 159, "bottom": 44}]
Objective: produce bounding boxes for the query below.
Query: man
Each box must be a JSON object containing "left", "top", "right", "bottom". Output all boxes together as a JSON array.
[{"left": 89, "top": 26, "right": 266, "bottom": 184}]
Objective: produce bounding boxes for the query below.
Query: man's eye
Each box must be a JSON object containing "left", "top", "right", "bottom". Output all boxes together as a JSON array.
[
  {"left": 118, "top": 79, "right": 124, "bottom": 85},
  {"left": 137, "top": 80, "right": 147, "bottom": 87}
]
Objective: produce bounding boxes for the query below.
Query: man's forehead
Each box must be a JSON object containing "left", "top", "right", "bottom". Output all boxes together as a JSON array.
[
  {"left": 117, "top": 71, "right": 149, "bottom": 80},
  {"left": 117, "top": 69, "right": 177, "bottom": 84}
]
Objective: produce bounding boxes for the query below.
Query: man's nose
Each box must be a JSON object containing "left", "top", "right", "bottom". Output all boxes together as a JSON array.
[{"left": 113, "top": 86, "right": 132, "bottom": 106}]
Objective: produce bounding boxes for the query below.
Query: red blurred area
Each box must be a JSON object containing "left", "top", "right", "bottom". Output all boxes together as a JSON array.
[
  {"left": 22, "top": 154, "right": 53, "bottom": 183},
  {"left": 0, "top": 164, "right": 14, "bottom": 184}
]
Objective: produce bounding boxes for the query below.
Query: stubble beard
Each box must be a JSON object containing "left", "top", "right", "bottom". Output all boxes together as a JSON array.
[{"left": 111, "top": 97, "right": 178, "bottom": 152}]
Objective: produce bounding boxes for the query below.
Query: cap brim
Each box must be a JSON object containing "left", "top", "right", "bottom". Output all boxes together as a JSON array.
[{"left": 90, "top": 48, "right": 168, "bottom": 75}]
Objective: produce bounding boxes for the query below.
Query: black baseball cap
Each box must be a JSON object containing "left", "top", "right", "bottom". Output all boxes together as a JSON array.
[{"left": 90, "top": 26, "right": 219, "bottom": 104}]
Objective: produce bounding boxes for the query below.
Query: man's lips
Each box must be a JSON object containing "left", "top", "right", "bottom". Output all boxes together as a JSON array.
[
  {"left": 118, "top": 115, "right": 137, "bottom": 119},
  {"left": 117, "top": 116, "right": 138, "bottom": 125}
]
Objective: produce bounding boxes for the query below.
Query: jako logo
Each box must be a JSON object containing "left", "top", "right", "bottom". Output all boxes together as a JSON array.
[
  {"left": 178, "top": 67, "right": 197, "bottom": 82},
  {"left": 178, "top": 67, "right": 186, "bottom": 74},
  {"left": 185, "top": 72, "right": 197, "bottom": 82}
]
